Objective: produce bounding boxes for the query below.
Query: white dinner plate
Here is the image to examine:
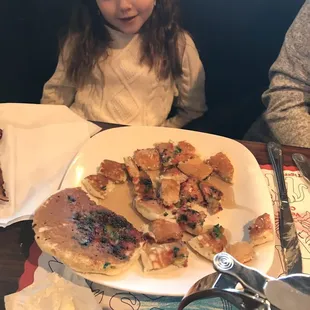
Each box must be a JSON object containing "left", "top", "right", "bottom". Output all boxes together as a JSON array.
[{"left": 60, "top": 126, "right": 275, "bottom": 296}]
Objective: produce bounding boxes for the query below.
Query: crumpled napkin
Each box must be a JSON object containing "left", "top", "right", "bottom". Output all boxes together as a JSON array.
[
  {"left": 4, "top": 272, "right": 102, "bottom": 310},
  {"left": 0, "top": 103, "right": 101, "bottom": 226}
]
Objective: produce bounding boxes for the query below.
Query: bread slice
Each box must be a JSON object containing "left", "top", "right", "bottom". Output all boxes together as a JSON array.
[
  {"left": 98, "top": 160, "right": 127, "bottom": 183},
  {"left": 82, "top": 174, "right": 115, "bottom": 200},
  {"left": 33, "top": 188, "right": 143, "bottom": 276},
  {"left": 140, "top": 241, "right": 188, "bottom": 272},
  {"left": 249, "top": 213, "right": 274, "bottom": 246},
  {"left": 188, "top": 225, "right": 228, "bottom": 261}
]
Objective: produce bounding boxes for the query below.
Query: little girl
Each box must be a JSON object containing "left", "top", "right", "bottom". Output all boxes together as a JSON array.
[{"left": 41, "top": 0, "right": 207, "bottom": 128}]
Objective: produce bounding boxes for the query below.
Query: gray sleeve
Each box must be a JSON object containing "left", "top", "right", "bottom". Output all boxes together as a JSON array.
[{"left": 262, "top": 0, "right": 310, "bottom": 148}]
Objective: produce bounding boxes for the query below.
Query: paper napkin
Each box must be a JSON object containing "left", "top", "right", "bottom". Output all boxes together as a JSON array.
[
  {"left": 5, "top": 272, "right": 101, "bottom": 310},
  {"left": 0, "top": 103, "right": 101, "bottom": 227}
]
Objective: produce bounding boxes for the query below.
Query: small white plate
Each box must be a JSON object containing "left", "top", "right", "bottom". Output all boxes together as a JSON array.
[{"left": 61, "top": 126, "right": 275, "bottom": 296}]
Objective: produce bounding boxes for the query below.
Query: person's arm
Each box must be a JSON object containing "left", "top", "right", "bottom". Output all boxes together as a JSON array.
[
  {"left": 163, "top": 33, "right": 207, "bottom": 128},
  {"left": 41, "top": 42, "right": 76, "bottom": 106},
  {"left": 262, "top": 1, "right": 310, "bottom": 148}
]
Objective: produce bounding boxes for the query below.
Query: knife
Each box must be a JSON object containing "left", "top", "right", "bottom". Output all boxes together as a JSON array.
[
  {"left": 292, "top": 153, "right": 310, "bottom": 183},
  {"left": 265, "top": 276, "right": 310, "bottom": 310},
  {"left": 267, "top": 142, "right": 302, "bottom": 274}
]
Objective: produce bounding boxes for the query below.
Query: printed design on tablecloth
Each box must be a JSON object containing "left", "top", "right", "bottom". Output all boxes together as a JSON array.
[
  {"left": 264, "top": 169, "right": 310, "bottom": 276},
  {"left": 86, "top": 281, "right": 105, "bottom": 304},
  {"left": 47, "top": 256, "right": 63, "bottom": 273},
  {"left": 44, "top": 252, "right": 230, "bottom": 309}
]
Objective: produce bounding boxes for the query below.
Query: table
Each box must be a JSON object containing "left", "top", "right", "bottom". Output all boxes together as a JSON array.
[{"left": 1, "top": 123, "right": 309, "bottom": 310}]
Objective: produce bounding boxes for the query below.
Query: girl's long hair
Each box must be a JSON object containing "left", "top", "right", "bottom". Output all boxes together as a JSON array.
[{"left": 62, "top": 0, "right": 185, "bottom": 88}]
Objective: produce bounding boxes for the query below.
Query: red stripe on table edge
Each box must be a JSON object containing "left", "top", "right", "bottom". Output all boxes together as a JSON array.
[
  {"left": 15, "top": 164, "right": 299, "bottom": 291},
  {"left": 260, "top": 164, "right": 298, "bottom": 171},
  {"left": 18, "top": 242, "right": 42, "bottom": 291}
]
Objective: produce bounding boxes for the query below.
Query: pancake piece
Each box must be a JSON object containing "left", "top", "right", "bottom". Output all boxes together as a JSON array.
[
  {"left": 33, "top": 188, "right": 143, "bottom": 276},
  {"left": 133, "top": 171, "right": 156, "bottom": 200},
  {"left": 172, "top": 141, "right": 197, "bottom": 165},
  {"left": 160, "top": 179, "right": 180, "bottom": 207},
  {"left": 0, "top": 167, "right": 8, "bottom": 202},
  {"left": 124, "top": 156, "right": 140, "bottom": 182},
  {"left": 133, "top": 148, "right": 161, "bottom": 171},
  {"left": 98, "top": 160, "right": 127, "bottom": 183},
  {"left": 146, "top": 219, "right": 183, "bottom": 243},
  {"left": 207, "top": 152, "right": 234, "bottom": 183},
  {"left": 226, "top": 242, "right": 255, "bottom": 264},
  {"left": 249, "top": 213, "right": 274, "bottom": 246},
  {"left": 82, "top": 174, "right": 115, "bottom": 200},
  {"left": 155, "top": 142, "right": 175, "bottom": 167},
  {"left": 133, "top": 198, "right": 174, "bottom": 221},
  {"left": 176, "top": 206, "right": 207, "bottom": 235},
  {"left": 199, "top": 181, "right": 223, "bottom": 214},
  {"left": 180, "top": 178, "right": 204, "bottom": 207},
  {"left": 188, "top": 225, "right": 228, "bottom": 261},
  {"left": 160, "top": 167, "right": 188, "bottom": 184},
  {"left": 0, "top": 129, "right": 8, "bottom": 202},
  {"left": 178, "top": 157, "right": 213, "bottom": 180},
  {"left": 140, "top": 241, "right": 189, "bottom": 272}
]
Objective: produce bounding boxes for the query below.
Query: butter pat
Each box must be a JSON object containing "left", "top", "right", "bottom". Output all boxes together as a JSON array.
[{"left": 5, "top": 273, "right": 101, "bottom": 310}]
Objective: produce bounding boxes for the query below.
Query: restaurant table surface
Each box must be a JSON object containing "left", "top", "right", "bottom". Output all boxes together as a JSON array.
[{"left": 1, "top": 122, "right": 310, "bottom": 310}]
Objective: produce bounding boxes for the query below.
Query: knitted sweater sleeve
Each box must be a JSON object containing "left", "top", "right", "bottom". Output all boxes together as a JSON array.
[
  {"left": 40, "top": 43, "right": 76, "bottom": 107},
  {"left": 262, "top": 0, "right": 310, "bottom": 147},
  {"left": 163, "top": 33, "right": 207, "bottom": 128}
]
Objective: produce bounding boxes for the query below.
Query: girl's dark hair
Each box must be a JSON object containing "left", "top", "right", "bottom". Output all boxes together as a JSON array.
[{"left": 62, "top": 0, "right": 185, "bottom": 88}]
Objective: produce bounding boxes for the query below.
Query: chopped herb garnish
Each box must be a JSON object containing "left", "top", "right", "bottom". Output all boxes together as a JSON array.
[
  {"left": 174, "top": 146, "right": 182, "bottom": 154},
  {"left": 188, "top": 222, "right": 197, "bottom": 229},
  {"left": 173, "top": 247, "right": 180, "bottom": 258},
  {"left": 101, "top": 237, "right": 108, "bottom": 243},
  {"left": 213, "top": 224, "right": 222, "bottom": 238},
  {"left": 144, "top": 183, "right": 152, "bottom": 193},
  {"left": 162, "top": 156, "right": 171, "bottom": 163},
  {"left": 103, "top": 262, "right": 111, "bottom": 269},
  {"left": 110, "top": 231, "right": 119, "bottom": 241},
  {"left": 141, "top": 178, "right": 152, "bottom": 193},
  {"left": 175, "top": 202, "right": 181, "bottom": 208},
  {"left": 67, "top": 195, "right": 76, "bottom": 203},
  {"left": 178, "top": 214, "right": 188, "bottom": 222},
  {"left": 79, "top": 238, "right": 90, "bottom": 246},
  {"left": 163, "top": 212, "right": 168, "bottom": 217}
]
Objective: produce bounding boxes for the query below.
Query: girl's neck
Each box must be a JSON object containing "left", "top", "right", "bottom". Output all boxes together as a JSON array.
[{"left": 105, "top": 24, "right": 137, "bottom": 50}]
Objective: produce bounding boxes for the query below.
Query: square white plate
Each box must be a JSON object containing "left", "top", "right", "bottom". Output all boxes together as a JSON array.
[{"left": 60, "top": 126, "right": 275, "bottom": 296}]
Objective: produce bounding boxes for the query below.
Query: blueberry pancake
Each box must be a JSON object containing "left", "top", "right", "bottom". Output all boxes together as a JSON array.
[{"left": 33, "top": 188, "right": 143, "bottom": 276}]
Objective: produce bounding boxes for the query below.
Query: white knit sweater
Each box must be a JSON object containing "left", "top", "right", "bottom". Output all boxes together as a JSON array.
[{"left": 41, "top": 27, "right": 207, "bottom": 128}]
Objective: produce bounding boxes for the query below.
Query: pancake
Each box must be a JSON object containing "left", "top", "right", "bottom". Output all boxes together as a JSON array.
[{"left": 33, "top": 188, "right": 143, "bottom": 276}]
